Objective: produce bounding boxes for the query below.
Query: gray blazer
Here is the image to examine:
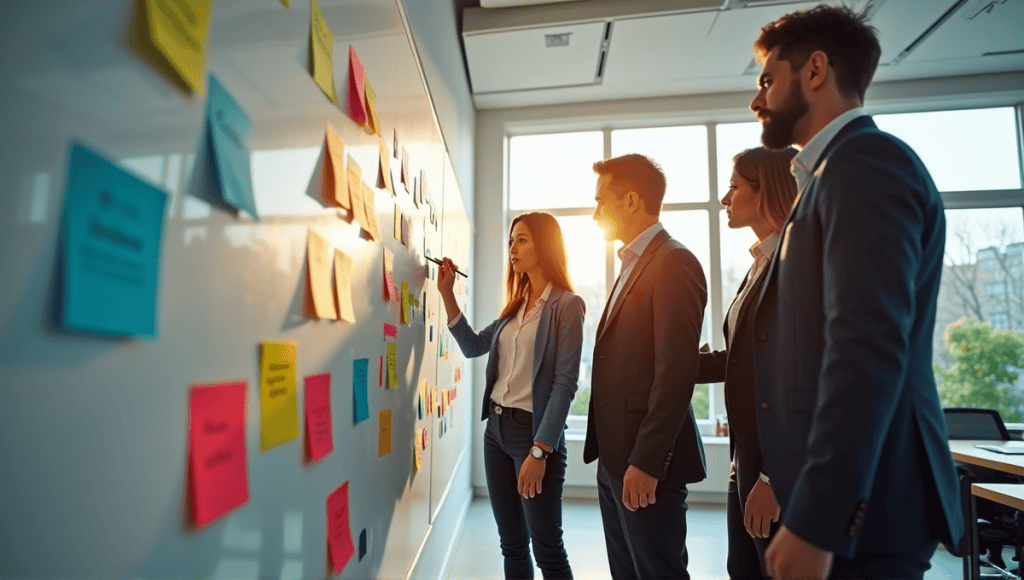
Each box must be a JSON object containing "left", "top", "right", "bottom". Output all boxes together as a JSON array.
[{"left": 448, "top": 286, "right": 585, "bottom": 450}]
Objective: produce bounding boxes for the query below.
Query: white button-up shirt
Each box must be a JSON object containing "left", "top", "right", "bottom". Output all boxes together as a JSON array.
[
  {"left": 791, "top": 107, "right": 867, "bottom": 193},
  {"left": 488, "top": 283, "right": 552, "bottom": 412},
  {"left": 608, "top": 222, "right": 664, "bottom": 313},
  {"left": 726, "top": 231, "right": 779, "bottom": 346}
]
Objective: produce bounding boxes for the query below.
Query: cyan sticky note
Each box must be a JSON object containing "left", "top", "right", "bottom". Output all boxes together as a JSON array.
[
  {"left": 61, "top": 142, "right": 168, "bottom": 338},
  {"left": 353, "top": 358, "right": 369, "bottom": 423},
  {"left": 207, "top": 75, "right": 257, "bottom": 219}
]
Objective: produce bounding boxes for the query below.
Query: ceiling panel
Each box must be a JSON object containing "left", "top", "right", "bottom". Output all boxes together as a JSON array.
[
  {"left": 870, "top": 0, "right": 962, "bottom": 64},
  {"left": 601, "top": 12, "right": 718, "bottom": 85},
  {"left": 905, "top": 0, "right": 1024, "bottom": 62}
]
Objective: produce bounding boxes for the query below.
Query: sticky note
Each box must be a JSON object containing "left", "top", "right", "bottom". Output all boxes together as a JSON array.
[
  {"left": 61, "top": 143, "right": 167, "bottom": 338},
  {"left": 334, "top": 249, "right": 356, "bottom": 323},
  {"left": 189, "top": 380, "right": 249, "bottom": 527},
  {"left": 360, "top": 183, "right": 380, "bottom": 242},
  {"left": 401, "top": 281, "right": 411, "bottom": 324},
  {"left": 378, "top": 409, "right": 392, "bottom": 457},
  {"left": 386, "top": 342, "right": 397, "bottom": 389},
  {"left": 304, "top": 373, "right": 334, "bottom": 462},
  {"left": 382, "top": 248, "right": 398, "bottom": 301},
  {"left": 307, "top": 230, "right": 338, "bottom": 320},
  {"left": 413, "top": 438, "right": 422, "bottom": 471},
  {"left": 377, "top": 138, "right": 394, "bottom": 194},
  {"left": 353, "top": 358, "right": 369, "bottom": 423},
  {"left": 327, "top": 481, "right": 355, "bottom": 574},
  {"left": 207, "top": 75, "right": 257, "bottom": 219},
  {"left": 325, "top": 123, "right": 349, "bottom": 209},
  {"left": 383, "top": 323, "right": 397, "bottom": 338},
  {"left": 260, "top": 341, "right": 300, "bottom": 451},
  {"left": 143, "top": 0, "right": 212, "bottom": 93},
  {"left": 309, "top": 0, "right": 337, "bottom": 103},
  {"left": 421, "top": 428, "right": 428, "bottom": 450},
  {"left": 378, "top": 355, "right": 383, "bottom": 387},
  {"left": 364, "top": 78, "right": 380, "bottom": 136},
  {"left": 347, "top": 155, "right": 364, "bottom": 228},
  {"left": 348, "top": 46, "right": 367, "bottom": 125}
]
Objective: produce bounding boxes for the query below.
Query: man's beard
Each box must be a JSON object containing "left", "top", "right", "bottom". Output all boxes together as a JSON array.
[{"left": 760, "top": 77, "right": 809, "bottom": 150}]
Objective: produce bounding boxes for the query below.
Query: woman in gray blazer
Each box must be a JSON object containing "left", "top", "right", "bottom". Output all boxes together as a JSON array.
[{"left": 438, "top": 211, "right": 585, "bottom": 580}]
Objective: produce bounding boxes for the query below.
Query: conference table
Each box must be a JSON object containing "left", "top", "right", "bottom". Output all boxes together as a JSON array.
[{"left": 949, "top": 440, "right": 1024, "bottom": 579}]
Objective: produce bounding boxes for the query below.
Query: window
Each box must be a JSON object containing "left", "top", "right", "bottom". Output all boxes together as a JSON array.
[
  {"left": 991, "top": 312, "right": 1010, "bottom": 330},
  {"left": 986, "top": 282, "right": 1007, "bottom": 296}
]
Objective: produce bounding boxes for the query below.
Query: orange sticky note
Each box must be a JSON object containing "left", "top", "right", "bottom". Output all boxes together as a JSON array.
[
  {"left": 334, "top": 249, "right": 356, "bottom": 323},
  {"left": 325, "top": 124, "right": 349, "bottom": 209},
  {"left": 360, "top": 183, "right": 380, "bottom": 242},
  {"left": 378, "top": 409, "right": 392, "bottom": 456},
  {"left": 348, "top": 46, "right": 367, "bottom": 125},
  {"left": 189, "top": 380, "right": 249, "bottom": 528},
  {"left": 377, "top": 138, "right": 394, "bottom": 194},
  {"left": 347, "top": 155, "right": 364, "bottom": 228},
  {"left": 327, "top": 481, "right": 356, "bottom": 574},
  {"left": 308, "top": 229, "right": 338, "bottom": 320},
  {"left": 304, "top": 373, "right": 334, "bottom": 462}
]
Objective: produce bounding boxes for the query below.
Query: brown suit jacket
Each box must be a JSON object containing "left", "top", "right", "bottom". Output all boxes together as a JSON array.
[{"left": 584, "top": 228, "right": 708, "bottom": 486}]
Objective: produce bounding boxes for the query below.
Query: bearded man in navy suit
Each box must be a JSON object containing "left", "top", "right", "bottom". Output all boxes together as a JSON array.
[{"left": 746, "top": 5, "right": 965, "bottom": 579}]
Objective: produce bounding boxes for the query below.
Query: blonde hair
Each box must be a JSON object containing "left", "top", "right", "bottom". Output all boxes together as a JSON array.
[
  {"left": 499, "top": 212, "right": 574, "bottom": 320},
  {"left": 733, "top": 147, "right": 799, "bottom": 232}
]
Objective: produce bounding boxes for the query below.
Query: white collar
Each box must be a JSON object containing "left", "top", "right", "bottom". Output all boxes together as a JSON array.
[
  {"left": 618, "top": 222, "right": 664, "bottom": 262},
  {"left": 792, "top": 107, "right": 867, "bottom": 188}
]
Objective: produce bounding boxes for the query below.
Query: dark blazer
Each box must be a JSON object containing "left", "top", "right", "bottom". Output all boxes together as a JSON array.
[
  {"left": 448, "top": 286, "right": 585, "bottom": 451},
  {"left": 584, "top": 228, "right": 708, "bottom": 487},
  {"left": 696, "top": 264, "right": 769, "bottom": 506},
  {"left": 751, "top": 115, "right": 965, "bottom": 558}
]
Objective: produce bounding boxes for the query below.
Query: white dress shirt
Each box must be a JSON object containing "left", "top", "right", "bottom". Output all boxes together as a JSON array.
[
  {"left": 791, "top": 107, "right": 867, "bottom": 193},
  {"left": 608, "top": 222, "right": 664, "bottom": 313},
  {"left": 726, "top": 231, "right": 779, "bottom": 346},
  {"left": 488, "top": 282, "right": 552, "bottom": 412}
]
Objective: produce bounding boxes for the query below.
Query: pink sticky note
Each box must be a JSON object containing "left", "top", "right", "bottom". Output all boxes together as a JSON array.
[
  {"left": 304, "top": 374, "right": 334, "bottom": 463},
  {"left": 327, "top": 481, "right": 356, "bottom": 574},
  {"left": 348, "top": 46, "right": 367, "bottom": 125},
  {"left": 385, "top": 271, "right": 398, "bottom": 302},
  {"left": 378, "top": 355, "right": 383, "bottom": 387},
  {"left": 189, "top": 381, "right": 249, "bottom": 528},
  {"left": 384, "top": 323, "right": 397, "bottom": 338}
]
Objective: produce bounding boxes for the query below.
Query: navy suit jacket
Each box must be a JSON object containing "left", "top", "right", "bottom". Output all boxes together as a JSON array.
[
  {"left": 751, "top": 116, "right": 965, "bottom": 558},
  {"left": 448, "top": 286, "right": 585, "bottom": 451}
]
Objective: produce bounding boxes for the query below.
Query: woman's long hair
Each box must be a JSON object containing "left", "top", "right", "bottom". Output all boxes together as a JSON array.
[
  {"left": 499, "top": 212, "right": 574, "bottom": 320},
  {"left": 732, "top": 146, "right": 799, "bottom": 233}
]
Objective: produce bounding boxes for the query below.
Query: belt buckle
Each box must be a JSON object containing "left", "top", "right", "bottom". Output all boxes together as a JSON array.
[{"left": 494, "top": 403, "right": 503, "bottom": 415}]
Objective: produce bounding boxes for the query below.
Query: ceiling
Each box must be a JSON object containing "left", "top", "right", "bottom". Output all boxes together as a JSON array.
[{"left": 459, "top": 0, "right": 1024, "bottom": 109}]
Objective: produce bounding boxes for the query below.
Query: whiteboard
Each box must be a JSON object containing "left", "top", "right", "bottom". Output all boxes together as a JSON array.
[{"left": 0, "top": 1, "right": 473, "bottom": 578}]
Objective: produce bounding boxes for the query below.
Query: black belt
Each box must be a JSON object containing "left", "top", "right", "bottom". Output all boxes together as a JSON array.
[{"left": 490, "top": 400, "right": 531, "bottom": 421}]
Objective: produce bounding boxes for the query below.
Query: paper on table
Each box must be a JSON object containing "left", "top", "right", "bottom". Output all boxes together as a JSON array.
[
  {"left": 347, "top": 46, "right": 367, "bottom": 125},
  {"left": 309, "top": 0, "right": 337, "bottom": 104},
  {"left": 61, "top": 143, "right": 167, "bottom": 338},
  {"left": 206, "top": 76, "right": 257, "bottom": 219},
  {"left": 353, "top": 358, "right": 369, "bottom": 423},
  {"left": 386, "top": 342, "right": 397, "bottom": 389},
  {"left": 307, "top": 230, "right": 338, "bottom": 320},
  {"left": 189, "top": 380, "right": 249, "bottom": 527},
  {"left": 327, "top": 481, "right": 355, "bottom": 574},
  {"left": 325, "top": 123, "right": 349, "bottom": 209},
  {"left": 143, "top": 0, "right": 212, "bottom": 93},
  {"left": 347, "top": 156, "right": 364, "bottom": 230},
  {"left": 360, "top": 183, "right": 381, "bottom": 242},
  {"left": 378, "top": 409, "right": 392, "bottom": 457},
  {"left": 304, "top": 373, "right": 334, "bottom": 462},
  {"left": 260, "top": 341, "right": 300, "bottom": 451},
  {"left": 334, "top": 249, "right": 356, "bottom": 323}
]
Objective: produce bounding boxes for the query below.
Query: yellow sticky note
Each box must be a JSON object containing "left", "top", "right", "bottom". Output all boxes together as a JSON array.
[
  {"left": 378, "top": 409, "right": 392, "bottom": 457},
  {"left": 394, "top": 205, "right": 402, "bottom": 241},
  {"left": 309, "top": 0, "right": 337, "bottom": 104},
  {"left": 347, "top": 156, "right": 364, "bottom": 229},
  {"left": 413, "top": 437, "right": 422, "bottom": 471},
  {"left": 280, "top": 0, "right": 289, "bottom": 5},
  {"left": 386, "top": 342, "right": 397, "bottom": 389},
  {"left": 145, "top": 0, "right": 212, "bottom": 93},
  {"left": 260, "top": 341, "right": 300, "bottom": 451},
  {"left": 360, "top": 183, "right": 380, "bottom": 242},
  {"left": 401, "top": 281, "right": 411, "bottom": 324},
  {"left": 364, "top": 79, "right": 380, "bottom": 136},
  {"left": 334, "top": 249, "right": 356, "bottom": 323},
  {"left": 325, "top": 124, "right": 349, "bottom": 209},
  {"left": 378, "top": 138, "right": 394, "bottom": 195},
  {"left": 308, "top": 230, "right": 338, "bottom": 320}
]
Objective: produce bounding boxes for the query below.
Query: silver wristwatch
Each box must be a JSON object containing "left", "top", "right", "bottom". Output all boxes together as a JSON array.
[{"left": 530, "top": 445, "right": 550, "bottom": 460}]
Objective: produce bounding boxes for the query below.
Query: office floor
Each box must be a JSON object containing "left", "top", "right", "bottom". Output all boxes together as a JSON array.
[{"left": 446, "top": 498, "right": 967, "bottom": 580}]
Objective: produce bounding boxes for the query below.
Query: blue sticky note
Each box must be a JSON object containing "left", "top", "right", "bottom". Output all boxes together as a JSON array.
[
  {"left": 353, "top": 358, "right": 369, "bottom": 423},
  {"left": 207, "top": 75, "right": 257, "bottom": 219},
  {"left": 61, "top": 143, "right": 167, "bottom": 338}
]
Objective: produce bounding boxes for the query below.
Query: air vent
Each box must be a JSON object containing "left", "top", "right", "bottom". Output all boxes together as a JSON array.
[{"left": 545, "top": 32, "right": 572, "bottom": 47}]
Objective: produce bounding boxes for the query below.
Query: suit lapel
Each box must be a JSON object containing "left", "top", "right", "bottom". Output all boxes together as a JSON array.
[
  {"left": 724, "top": 267, "right": 751, "bottom": 349},
  {"left": 532, "top": 288, "right": 561, "bottom": 383},
  {"left": 597, "top": 230, "right": 669, "bottom": 343}
]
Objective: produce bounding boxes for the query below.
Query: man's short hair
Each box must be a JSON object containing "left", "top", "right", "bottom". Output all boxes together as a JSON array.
[
  {"left": 592, "top": 154, "right": 666, "bottom": 216},
  {"left": 754, "top": 4, "right": 881, "bottom": 102}
]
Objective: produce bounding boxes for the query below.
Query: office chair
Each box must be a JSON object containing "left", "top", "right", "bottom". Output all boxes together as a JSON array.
[{"left": 944, "top": 408, "right": 1023, "bottom": 577}]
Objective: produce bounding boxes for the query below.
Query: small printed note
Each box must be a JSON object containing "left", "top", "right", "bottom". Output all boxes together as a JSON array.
[
  {"left": 307, "top": 230, "right": 338, "bottom": 320},
  {"left": 348, "top": 46, "right": 367, "bottom": 125},
  {"left": 207, "top": 75, "right": 257, "bottom": 219},
  {"left": 325, "top": 123, "right": 349, "bottom": 209},
  {"left": 304, "top": 373, "right": 334, "bottom": 462},
  {"left": 327, "top": 481, "right": 355, "bottom": 574},
  {"left": 353, "top": 358, "right": 369, "bottom": 423},
  {"left": 378, "top": 409, "right": 392, "bottom": 457},
  {"left": 334, "top": 249, "right": 356, "bottom": 323},
  {"left": 61, "top": 143, "right": 168, "bottom": 338},
  {"left": 386, "top": 342, "right": 397, "bottom": 389},
  {"left": 260, "top": 341, "right": 300, "bottom": 451},
  {"left": 143, "top": 0, "right": 212, "bottom": 93},
  {"left": 310, "top": 0, "right": 338, "bottom": 103},
  {"left": 189, "top": 380, "right": 249, "bottom": 527}
]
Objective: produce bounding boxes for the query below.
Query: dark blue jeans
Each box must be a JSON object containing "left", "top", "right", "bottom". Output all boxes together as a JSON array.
[
  {"left": 483, "top": 405, "right": 572, "bottom": 580},
  {"left": 597, "top": 459, "right": 689, "bottom": 580}
]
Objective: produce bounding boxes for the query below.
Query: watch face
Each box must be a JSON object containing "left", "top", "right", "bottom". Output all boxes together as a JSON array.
[{"left": 531, "top": 446, "right": 543, "bottom": 459}]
